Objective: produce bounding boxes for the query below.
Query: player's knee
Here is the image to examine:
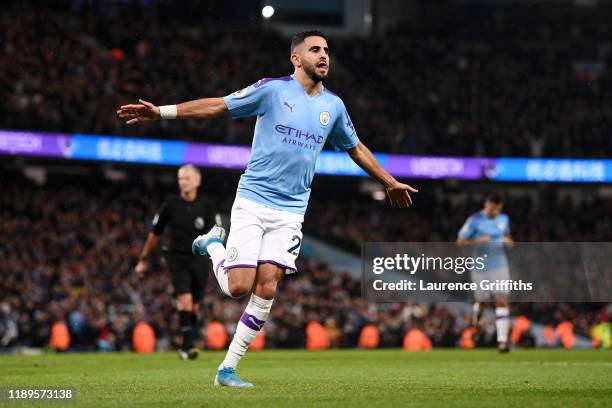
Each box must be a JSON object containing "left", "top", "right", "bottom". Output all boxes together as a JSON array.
[
  {"left": 496, "top": 299, "right": 509, "bottom": 308},
  {"left": 226, "top": 267, "right": 256, "bottom": 298},
  {"left": 495, "top": 295, "right": 509, "bottom": 307},
  {"left": 228, "top": 279, "right": 251, "bottom": 298}
]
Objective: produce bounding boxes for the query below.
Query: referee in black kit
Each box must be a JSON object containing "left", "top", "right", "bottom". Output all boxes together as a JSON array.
[{"left": 135, "top": 164, "right": 219, "bottom": 360}]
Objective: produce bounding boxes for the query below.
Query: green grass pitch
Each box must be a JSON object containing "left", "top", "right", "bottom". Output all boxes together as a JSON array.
[{"left": 2, "top": 349, "right": 611, "bottom": 407}]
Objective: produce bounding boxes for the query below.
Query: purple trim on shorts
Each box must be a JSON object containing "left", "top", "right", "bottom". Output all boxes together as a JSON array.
[
  {"left": 496, "top": 314, "right": 510, "bottom": 319},
  {"left": 215, "top": 259, "right": 225, "bottom": 274},
  {"left": 253, "top": 76, "right": 293, "bottom": 88},
  {"left": 258, "top": 260, "right": 298, "bottom": 273},
  {"left": 240, "top": 312, "right": 265, "bottom": 331},
  {"left": 224, "top": 264, "right": 258, "bottom": 270}
]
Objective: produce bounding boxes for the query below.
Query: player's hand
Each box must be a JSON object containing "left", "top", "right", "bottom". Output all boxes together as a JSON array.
[
  {"left": 135, "top": 259, "right": 148, "bottom": 278},
  {"left": 117, "top": 99, "right": 160, "bottom": 125},
  {"left": 503, "top": 236, "right": 515, "bottom": 248},
  {"left": 476, "top": 235, "right": 491, "bottom": 244},
  {"left": 386, "top": 181, "right": 418, "bottom": 208}
]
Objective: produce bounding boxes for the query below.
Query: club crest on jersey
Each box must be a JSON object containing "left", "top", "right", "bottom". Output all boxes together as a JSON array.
[
  {"left": 498, "top": 221, "right": 505, "bottom": 230},
  {"left": 194, "top": 217, "right": 204, "bottom": 230},
  {"left": 228, "top": 247, "right": 238, "bottom": 262},
  {"left": 319, "top": 111, "right": 330, "bottom": 126},
  {"left": 233, "top": 87, "right": 248, "bottom": 98}
]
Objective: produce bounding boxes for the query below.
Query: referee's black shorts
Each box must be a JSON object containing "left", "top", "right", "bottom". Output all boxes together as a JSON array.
[{"left": 165, "top": 252, "right": 210, "bottom": 301}]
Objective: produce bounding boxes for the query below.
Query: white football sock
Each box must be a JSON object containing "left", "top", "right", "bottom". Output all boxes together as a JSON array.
[
  {"left": 208, "top": 242, "right": 225, "bottom": 268},
  {"left": 496, "top": 306, "right": 510, "bottom": 343},
  {"left": 219, "top": 294, "right": 273, "bottom": 370},
  {"left": 473, "top": 303, "right": 481, "bottom": 319},
  {"left": 207, "top": 242, "right": 233, "bottom": 298},
  {"left": 473, "top": 302, "right": 481, "bottom": 315}
]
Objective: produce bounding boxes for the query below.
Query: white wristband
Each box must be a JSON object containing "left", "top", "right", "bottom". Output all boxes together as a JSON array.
[{"left": 159, "top": 105, "right": 177, "bottom": 119}]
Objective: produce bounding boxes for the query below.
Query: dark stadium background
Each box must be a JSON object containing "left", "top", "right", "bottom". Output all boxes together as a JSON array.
[{"left": 1, "top": 0, "right": 611, "bottom": 353}]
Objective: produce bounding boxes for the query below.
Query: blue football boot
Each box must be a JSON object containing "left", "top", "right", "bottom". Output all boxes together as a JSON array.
[
  {"left": 192, "top": 225, "right": 226, "bottom": 257},
  {"left": 214, "top": 367, "right": 253, "bottom": 388}
]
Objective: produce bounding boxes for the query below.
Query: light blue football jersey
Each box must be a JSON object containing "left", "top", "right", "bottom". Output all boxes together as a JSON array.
[
  {"left": 458, "top": 211, "right": 510, "bottom": 271},
  {"left": 223, "top": 75, "right": 360, "bottom": 214}
]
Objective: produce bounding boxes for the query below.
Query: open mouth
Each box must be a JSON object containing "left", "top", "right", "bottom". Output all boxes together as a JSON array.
[{"left": 316, "top": 62, "right": 328, "bottom": 69}]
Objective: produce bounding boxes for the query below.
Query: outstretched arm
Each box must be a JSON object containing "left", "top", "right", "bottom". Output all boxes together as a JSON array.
[
  {"left": 347, "top": 142, "right": 418, "bottom": 208},
  {"left": 117, "top": 97, "right": 228, "bottom": 125}
]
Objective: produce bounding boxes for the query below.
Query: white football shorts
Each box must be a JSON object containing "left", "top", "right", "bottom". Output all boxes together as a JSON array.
[
  {"left": 223, "top": 197, "right": 304, "bottom": 274},
  {"left": 471, "top": 266, "right": 511, "bottom": 302}
]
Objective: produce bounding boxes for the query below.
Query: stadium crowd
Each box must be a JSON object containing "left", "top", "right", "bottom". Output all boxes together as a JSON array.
[
  {"left": 306, "top": 192, "right": 612, "bottom": 253},
  {"left": 1, "top": 0, "right": 610, "bottom": 352},
  {"left": 1, "top": 1, "right": 611, "bottom": 157},
  {"left": 1, "top": 177, "right": 609, "bottom": 352}
]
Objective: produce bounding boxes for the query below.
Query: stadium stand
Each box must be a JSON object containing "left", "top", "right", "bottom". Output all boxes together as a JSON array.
[
  {"left": 1, "top": 1, "right": 611, "bottom": 157},
  {"left": 1, "top": 175, "right": 609, "bottom": 351}
]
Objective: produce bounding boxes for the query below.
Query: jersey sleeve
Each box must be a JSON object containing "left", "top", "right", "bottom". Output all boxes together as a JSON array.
[
  {"left": 328, "top": 99, "right": 360, "bottom": 151},
  {"left": 503, "top": 215, "right": 511, "bottom": 236},
  {"left": 151, "top": 200, "right": 170, "bottom": 235},
  {"left": 223, "top": 79, "right": 275, "bottom": 119},
  {"left": 458, "top": 216, "right": 476, "bottom": 240}
]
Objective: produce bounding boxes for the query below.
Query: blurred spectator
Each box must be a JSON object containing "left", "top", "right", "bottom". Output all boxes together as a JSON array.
[
  {"left": 1, "top": 2, "right": 611, "bottom": 157},
  {"left": 0, "top": 175, "right": 607, "bottom": 351}
]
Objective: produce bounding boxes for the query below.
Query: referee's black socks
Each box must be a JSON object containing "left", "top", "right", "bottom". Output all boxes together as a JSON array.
[
  {"left": 179, "top": 310, "right": 194, "bottom": 350},
  {"left": 191, "top": 313, "right": 198, "bottom": 342}
]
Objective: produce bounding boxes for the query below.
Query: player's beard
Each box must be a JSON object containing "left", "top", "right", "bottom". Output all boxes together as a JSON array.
[{"left": 302, "top": 59, "right": 328, "bottom": 82}]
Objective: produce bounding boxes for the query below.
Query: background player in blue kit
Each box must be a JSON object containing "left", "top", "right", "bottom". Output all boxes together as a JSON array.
[
  {"left": 457, "top": 193, "right": 514, "bottom": 352},
  {"left": 117, "top": 30, "right": 418, "bottom": 387}
]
